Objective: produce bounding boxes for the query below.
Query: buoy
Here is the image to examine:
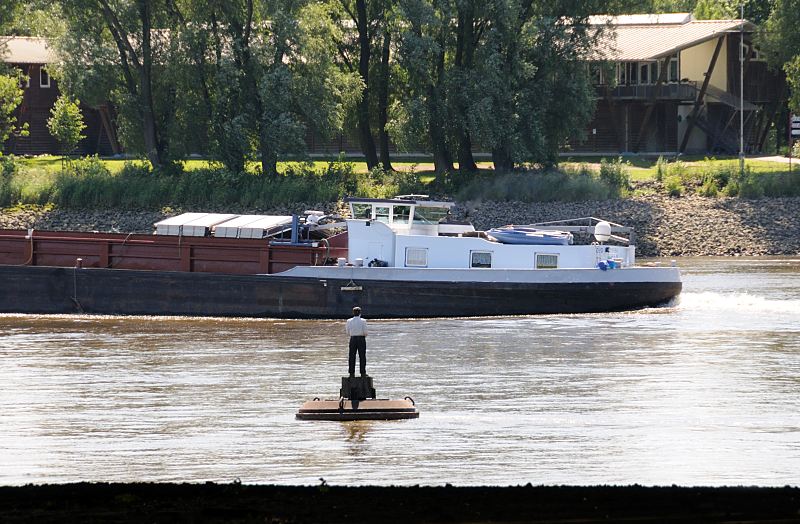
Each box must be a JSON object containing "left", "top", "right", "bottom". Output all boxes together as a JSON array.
[
  {"left": 296, "top": 397, "right": 419, "bottom": 421},
  {"left": 296, "top": 375, "right": 419, "bottom": 421}
]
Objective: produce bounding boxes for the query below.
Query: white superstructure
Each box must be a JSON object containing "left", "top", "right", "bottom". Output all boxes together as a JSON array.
[{"left": 344, "top": 197, "right": 636, "bottom": 271}]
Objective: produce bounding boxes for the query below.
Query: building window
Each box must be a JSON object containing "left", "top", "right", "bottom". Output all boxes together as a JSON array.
[
  {"left": 627, "top": 62, "right": 638, "bottom": 84},
  {"left": 617, "top": 63, "right": 626, "bottom": 85},
  {"left": 589, "top": 63, "right": 604, "bottom": 85},
  {"left": 405, "top": 247, "right": 428, "bottom": 267},
  {"left": 470, "top": 251, "right": 492, "bottom": 268},
  {"left": 639, "top": 63, "right": 649, "bottom": 85},
  {"left": 40, "top": 68, "right": 50, "bottom": 88},
  {"left": 535, "top": 254, "right": 558, "bottom": 269},
  {"left": 669, "top": 56, "right": 679, "bottom": 82}
]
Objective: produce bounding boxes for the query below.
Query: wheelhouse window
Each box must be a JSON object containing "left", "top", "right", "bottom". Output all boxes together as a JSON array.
[
  {"left": 536, "top": 254, "right": 558, "bottom": 269},
  {"left": 405, "top": 247, "right": 428, "bottom": 267},
  {"left": 413, "top": 206, "right": 449, "bottom": 224},
  {"left": 470, "top": 251, "right": 492, "bottom": 268},
  {"left": 40, "top": 68, "right": 50, "bottom": 88},
  {"left": 392, "top": 205, "right": 411, "bottom": 224},
  {"left": 351, "top": 203, "right": 372, "bottom": 219},
  {"left": 375, "top": 206, "right": 390, "bottom": 223}
]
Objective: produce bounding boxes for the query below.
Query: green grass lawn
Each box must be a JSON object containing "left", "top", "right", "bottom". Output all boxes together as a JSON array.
[
  {"left": 5, "top": 154, "right": 796, "bottom": 209},
  {"left": 15, "top": 154, "right": 794, "bottom": 179}
]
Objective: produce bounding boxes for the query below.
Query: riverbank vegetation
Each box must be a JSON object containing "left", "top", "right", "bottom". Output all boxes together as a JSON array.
[{"left": 1, "top": 154, "right": 798, "bottom": 209}]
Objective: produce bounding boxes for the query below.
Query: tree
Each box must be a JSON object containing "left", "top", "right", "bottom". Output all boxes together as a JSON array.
[
  {"left": 166, "top": 0, "right": 360, "bottom": 175},
  {"left": 329, "top": 0, "right": 399, "bottom": 171},
  {"left": 394, "top": 0, "right": 457, "bottom": 174},
  {"left": 47, "top": 95, "right": 87, "bottom": 156},
  {"left": 56, "top": 0, "right": 182, "bottom": 170},
  {"left": 760, "top": 0, "right": 800, "bottom": 112},
  {"left": 0, "top": 75, "right": 29, "bottom": 152},
  {"left": 463, "top": 0, "right": 608, "bottom": 171}
]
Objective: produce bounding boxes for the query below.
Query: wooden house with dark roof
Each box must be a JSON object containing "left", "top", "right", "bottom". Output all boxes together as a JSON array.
[
  {"left": 571, "top": 13, "right": 784, "bottom": 155},
  {"left": 1, "top": 36, "right": 120, "bottom": 156}
]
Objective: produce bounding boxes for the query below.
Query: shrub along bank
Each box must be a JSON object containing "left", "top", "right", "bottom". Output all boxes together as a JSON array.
[{"left": 2, "top": 155, "right": 633, "bottom": 209}]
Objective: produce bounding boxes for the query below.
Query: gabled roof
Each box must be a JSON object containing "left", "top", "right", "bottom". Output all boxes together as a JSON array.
[
  {"left": 0, "top": 36, "right": 55, "bottom": 65},
  {"left": 590, "top": 14, "right": 755, "bottom": 62}
]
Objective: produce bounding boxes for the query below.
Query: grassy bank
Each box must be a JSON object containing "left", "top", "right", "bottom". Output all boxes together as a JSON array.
[{"left": 1, "top": 154, "right": 797, "bottom": 210}]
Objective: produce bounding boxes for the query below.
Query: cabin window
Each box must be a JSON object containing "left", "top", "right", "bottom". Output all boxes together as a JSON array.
[
  {"left": 413, "top": 206, "right": 449, "bottom": 224},
  {"left": 536, "top": 254, "right": 558, "bottom": 269},
  {"left": 40, "top": 68, "right": 50, "bottom": 88},
  {"left": 393, "top": 205, "right": 411, "bottom": 224},
  {"left": 470, "top": 251, "right": 492, "bottom": 268},
  {"left": 405, "top": 247, "right": 428, "bottom": 267},
  {"left": 375, "top": 206, "right": 390, "bottom": 223},
  {"left": 352, "top": 203, "right": 372, "bottom": 219}
]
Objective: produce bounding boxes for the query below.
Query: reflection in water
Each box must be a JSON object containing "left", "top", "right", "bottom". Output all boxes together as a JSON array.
[
  {"left": 343, "top": 421, "right": 374, "bottom": 457},
  {"left": 0, "top": 257, "right": 799, "bottom": 486}
]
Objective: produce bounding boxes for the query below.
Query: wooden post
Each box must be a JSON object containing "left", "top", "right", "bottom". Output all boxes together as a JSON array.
[{"left": 679, "top": 36, "right": 725, "bottom": 153}]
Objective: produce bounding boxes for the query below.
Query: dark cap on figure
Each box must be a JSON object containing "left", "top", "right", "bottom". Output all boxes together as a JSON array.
[{"left": 353, "top": 306, "right": 361, "bottom": 316}]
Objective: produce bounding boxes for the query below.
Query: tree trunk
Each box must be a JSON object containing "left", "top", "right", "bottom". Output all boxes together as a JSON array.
[
  {"left": 429, "top": 41, "right": 453, "bottom": 175},
  {"left": 454, "top": 5, "right": 478, "bottom": 172},
  {"left": 492, "top": 146, "right": 513, "bottom": 173},
  {"left": 138, "top": 0, "right": 164, "bottom": 169},
  {"left": 356, "top": 0, "right": 379, "bottom": 169},
  {"left": 377, "top": 27, "right": 393, "bottom": 171}
]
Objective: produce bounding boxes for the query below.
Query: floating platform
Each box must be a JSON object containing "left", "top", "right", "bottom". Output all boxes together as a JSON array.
[{"left": 296, "top": 398, "right": 419, "bottom": 421}]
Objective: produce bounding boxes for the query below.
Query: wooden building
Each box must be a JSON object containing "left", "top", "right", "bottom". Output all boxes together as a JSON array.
[
  {"left": 570, "top": 13, "right": 784, "bottom": 155},
  {"left": 0, "top": 37, "right": 120, "bottom": 156}
]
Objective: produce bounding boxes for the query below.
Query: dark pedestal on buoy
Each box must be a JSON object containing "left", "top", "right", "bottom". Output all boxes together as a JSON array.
[
  {"left": 296, "top": 376, "right": 419, "bottom": 421},
  {"left": 341, "top": 376, "right": 376, "bottom": 400}
]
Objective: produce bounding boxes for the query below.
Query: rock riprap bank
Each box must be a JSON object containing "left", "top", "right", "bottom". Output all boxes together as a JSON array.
[{"left": 2, "top": 196, "right": 799, "bottom": 257}]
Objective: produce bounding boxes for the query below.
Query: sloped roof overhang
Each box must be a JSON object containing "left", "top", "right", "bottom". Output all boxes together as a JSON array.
[
  {"left": 0, "top": 36, "right": 55, "bottom": 65},
  {"left": 589, "top": 18, "right": 756, "bottom": 62}
]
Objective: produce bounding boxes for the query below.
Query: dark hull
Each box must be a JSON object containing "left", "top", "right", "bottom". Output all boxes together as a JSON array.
[{"left": 0, "top": 265, "right": 681, "bottom": 318}]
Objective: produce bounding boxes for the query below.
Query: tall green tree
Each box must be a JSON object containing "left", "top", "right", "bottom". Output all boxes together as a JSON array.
[
  {"left": 760, "top": 0, "right": 800, "bottom": 112},
  {"left": 395, "top": 0, "right": 457, "bottom": 174},
  {"left": 56, "top": 0, "right": 183, "bottom": 170},
  {"left": 475, "top": 2, "right": 604, "bottom": 170},
  {"left": 330, "top": 0, "right": 397, "bottom": 170},
  {"left": 169, "top": 0, "right": 360, "bottom": 175}
]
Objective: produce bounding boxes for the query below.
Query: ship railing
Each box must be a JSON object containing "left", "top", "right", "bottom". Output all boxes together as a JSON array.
[{"left": 516, "top": 217, "right": 635, "bottom": 245}]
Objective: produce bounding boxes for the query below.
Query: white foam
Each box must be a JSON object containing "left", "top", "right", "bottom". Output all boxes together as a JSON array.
[{"left": 677, "top": 292, "right": 800, "bottom": 316}]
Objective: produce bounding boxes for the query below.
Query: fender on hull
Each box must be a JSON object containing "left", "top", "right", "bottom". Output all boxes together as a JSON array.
[{"left": 0, "top": 266, "right": 682, "bottom": 318}]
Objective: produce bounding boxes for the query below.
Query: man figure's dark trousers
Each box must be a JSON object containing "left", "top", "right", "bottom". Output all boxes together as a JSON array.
[{"left": 348, "top": 335, "right": 366, "bottom": 376}]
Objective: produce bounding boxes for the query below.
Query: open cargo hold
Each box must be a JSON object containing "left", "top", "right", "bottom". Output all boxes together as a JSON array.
[{"left": 0, "top": 229, "right": 347, "bottom": 275}]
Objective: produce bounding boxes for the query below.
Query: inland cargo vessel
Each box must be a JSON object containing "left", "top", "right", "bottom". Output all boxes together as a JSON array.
[{"left": 0, "top": 197, "right": 681, "bottom": 318}]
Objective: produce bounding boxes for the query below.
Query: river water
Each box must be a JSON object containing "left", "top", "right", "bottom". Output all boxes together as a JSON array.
[{"left": 1, "top": 257, "right": 798, "bottom": 487}]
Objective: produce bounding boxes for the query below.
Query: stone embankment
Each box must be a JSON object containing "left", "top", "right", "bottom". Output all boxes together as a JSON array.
[{"left": 2, "top": 196, "right": 799, "bottom": 257}]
